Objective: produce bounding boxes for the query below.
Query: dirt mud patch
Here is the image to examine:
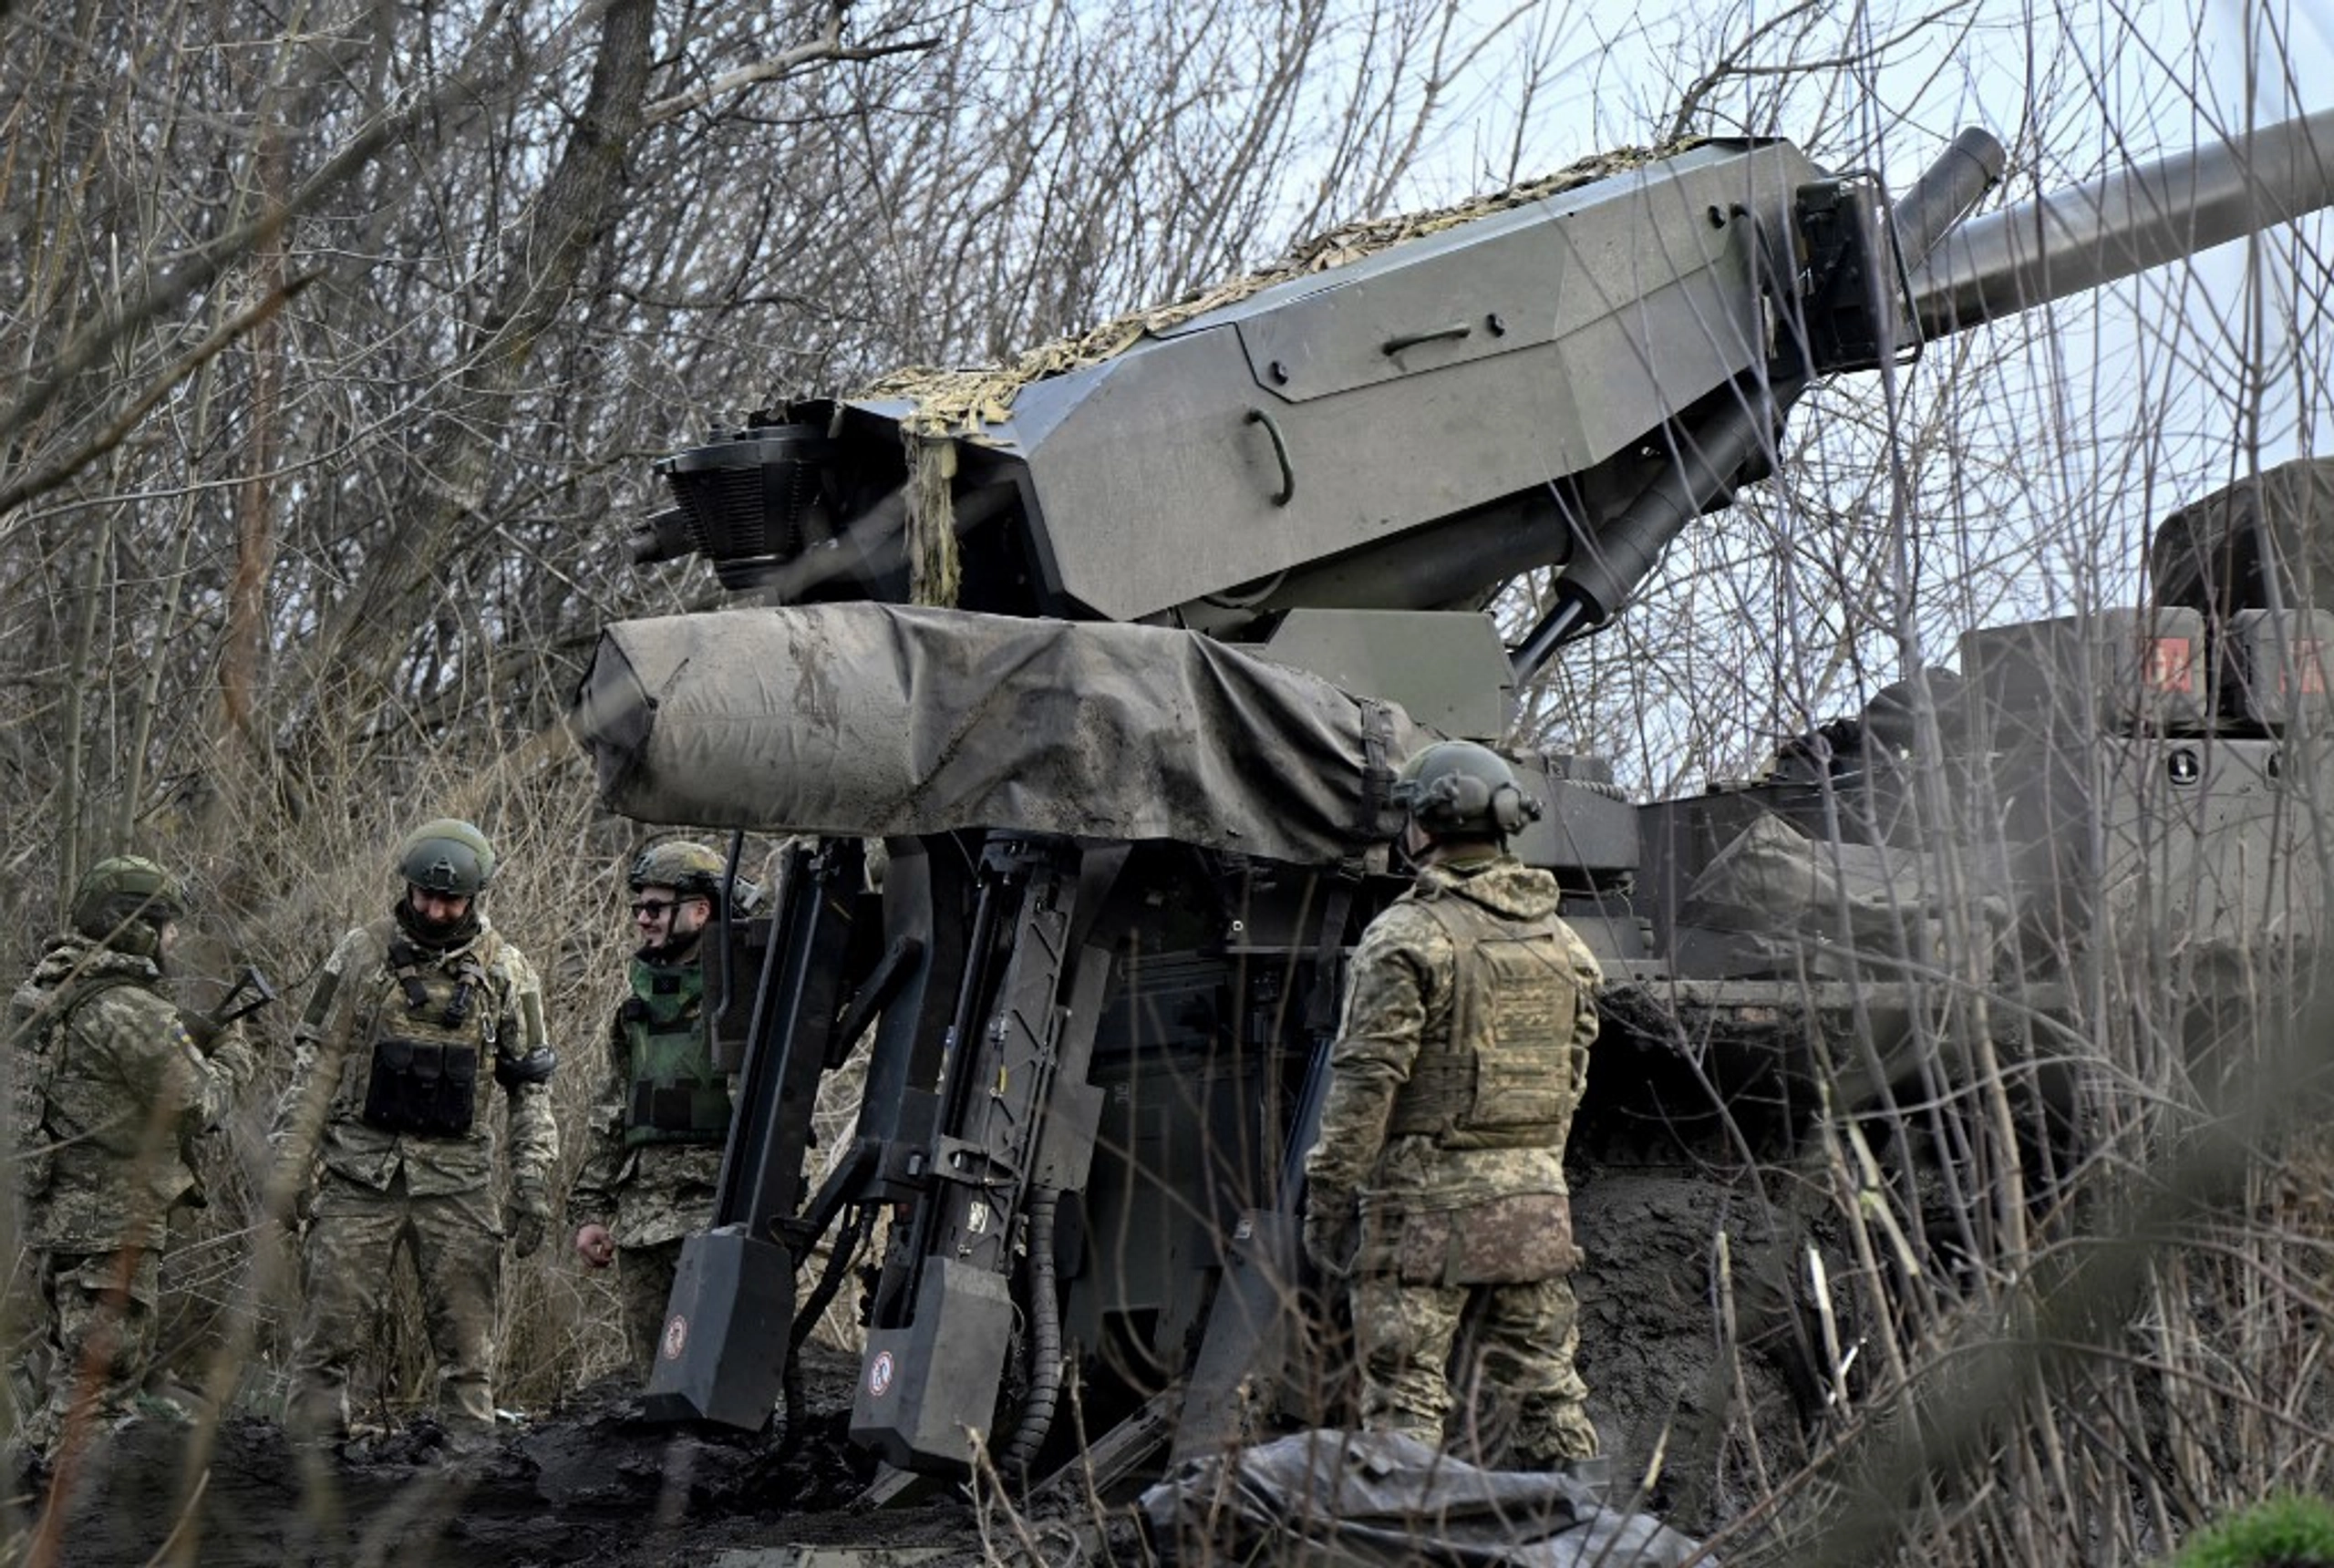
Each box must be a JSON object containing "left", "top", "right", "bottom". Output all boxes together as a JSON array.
[
  {"left": 8, "top": 1186, "right": 1821, "bottom": 1565},
  {"left": 7, "top": 1347, "right": 947, "bottom": 1568}
]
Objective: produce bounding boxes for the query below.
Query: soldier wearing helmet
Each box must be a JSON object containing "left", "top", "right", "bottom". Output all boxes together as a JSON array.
[
  {"left": 1301, "top": 740, "right": 1605, "bottom": 1470},
  {"left": 6, "top": 856, "right": 258, "bottom": 1457},
  {"left": 568, "top": 840, "right": 742, "bottom": 1372},
  {"left": 269, "top": 818, "right": 559, "bottom": 1448}
]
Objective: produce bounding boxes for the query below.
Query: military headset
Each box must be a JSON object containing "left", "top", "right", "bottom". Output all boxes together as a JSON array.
[{"left": 1391, "top": 746, "right": 1545, "bottom": 839}]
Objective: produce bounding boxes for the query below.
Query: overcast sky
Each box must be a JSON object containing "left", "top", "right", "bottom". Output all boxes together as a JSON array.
[
  {"left": 1375, "top": 0, "right": 2334, "bottom": 765},
  {"left": 1424, "top": 0, "right": 2332, "bottom": 601}
]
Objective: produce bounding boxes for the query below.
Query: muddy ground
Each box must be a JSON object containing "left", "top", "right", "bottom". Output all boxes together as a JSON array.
[
  {"left": 8, "top": 1346, "right": 950, "bottom": 1568},
  {"left": 5, "top": 1171, "right": 1823, "bottom": 1567}
]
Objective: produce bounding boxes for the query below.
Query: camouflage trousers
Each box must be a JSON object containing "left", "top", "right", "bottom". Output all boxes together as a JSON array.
[
  {"left": 1348, "top": 1272, "right": 1598, "bottom": 1467},
  {"left": 288, "top": 1172, "right": 504, "bottom": 1439},
  {"left": 614, "top": 1238, "right": 685, "bottom": 1375},
  {"left": 602, "top": 1149, "right": 718, "bottom": 1374},
  {"left": 8, "top": 1248, "right": 162, "bottom": 1454}
]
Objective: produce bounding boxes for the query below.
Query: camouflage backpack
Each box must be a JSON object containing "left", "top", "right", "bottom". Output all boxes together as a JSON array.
[{"left": 6, "top": 966, "right": 144, "bottom": 1197}]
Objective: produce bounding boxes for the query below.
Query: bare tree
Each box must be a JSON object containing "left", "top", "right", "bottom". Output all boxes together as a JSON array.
[
  {"left": 0, "top": 0, "right": 1569, "bottom": 1489},
  {"left": 5, "top": 0, "right": 2331, "bottom": 1562}
]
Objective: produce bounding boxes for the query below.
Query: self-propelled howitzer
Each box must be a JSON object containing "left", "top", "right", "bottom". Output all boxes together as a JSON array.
[{"left": 572, "top": 111, "right": 2334, "bottom": 1490}]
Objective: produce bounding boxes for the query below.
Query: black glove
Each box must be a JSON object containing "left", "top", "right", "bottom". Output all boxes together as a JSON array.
[{"left": 1303, "top": 1186, "right": 1357, "bottom": 1280}]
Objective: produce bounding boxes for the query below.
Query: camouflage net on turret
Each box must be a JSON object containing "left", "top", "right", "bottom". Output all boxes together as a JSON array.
[
  {"left": 863, "top": 143, "right": 1684, "bottom": 603},
  {"left": 854, "top": 144, "right": 1681, "bottom": 437}
]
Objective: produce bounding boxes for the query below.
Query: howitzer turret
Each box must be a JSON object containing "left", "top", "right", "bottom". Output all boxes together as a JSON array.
[
  {"left": 630, "top": 114, "right": 2329, "bottom": 665},
  {"left": 573, "top": 110, "right": 2334, "bottom": 1490}
]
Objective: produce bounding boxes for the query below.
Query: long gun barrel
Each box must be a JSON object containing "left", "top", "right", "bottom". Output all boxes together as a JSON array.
[
  {"left": 636, "top": 110, "right": 2334, "bottom": 690},
  {"left": 1908, "top": 108, "right": 2334, "bottom": 335}
]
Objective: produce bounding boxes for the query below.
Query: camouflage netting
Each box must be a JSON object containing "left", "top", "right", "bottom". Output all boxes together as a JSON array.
[
  {"left": 852, "top": 143, "right": 1682, "bottom": 438},
  {"left": 856, "top": 143, "right": 1680, "bottom": 603}
]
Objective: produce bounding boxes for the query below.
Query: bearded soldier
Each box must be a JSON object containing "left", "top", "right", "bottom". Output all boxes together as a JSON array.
[
  {"left": 6, "top": 856, "right": 258, "bottom": 1456},
  {"left": 1301, "top": 740, "right": 1604, "bottom": 1470},
  {"left": 271, "top": 819, "right": 558, "bottom": 1446},
  {"left": 568, "top": 841, "right": 738, "bottom": 1373}
]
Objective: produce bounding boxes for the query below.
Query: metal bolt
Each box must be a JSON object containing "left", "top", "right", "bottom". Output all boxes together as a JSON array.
[{"left": 1268, "top": 361, "right": 1290, "bottom": 385}]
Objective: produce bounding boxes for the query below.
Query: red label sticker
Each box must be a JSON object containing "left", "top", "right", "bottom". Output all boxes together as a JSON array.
[
  {"left": 2145, "top": 637, "right": 2195, "bottom": 693},
  {"left": 2288, "top": 641, "right": 2326, "bottom": 696}
]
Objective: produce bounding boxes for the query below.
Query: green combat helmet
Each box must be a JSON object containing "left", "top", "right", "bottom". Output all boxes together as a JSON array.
[
  {"left": 398, "top": 819, "right": 497, "bottom": 896},
  {"left": 70, "top": 854, "right": 188, "bottom": 957},
  {"left": 627, "top": 841, "right": 727, "bottom": 903},
  {"left": 1390, "top": 740, "right": 1544, "bottom": 842}
]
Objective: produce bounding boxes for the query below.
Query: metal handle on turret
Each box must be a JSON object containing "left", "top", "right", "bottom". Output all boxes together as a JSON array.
[
  {"left": 1380, "top": 323, "right": 1472, "bottom": 355},
  {"left": 1244, "top": 408, "right": 1296, "bottom": 507}
]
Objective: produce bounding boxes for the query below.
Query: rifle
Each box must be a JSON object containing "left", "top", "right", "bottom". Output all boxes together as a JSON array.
[{"left": 181, "top": 964, "right": 278, "bottom": 1051}]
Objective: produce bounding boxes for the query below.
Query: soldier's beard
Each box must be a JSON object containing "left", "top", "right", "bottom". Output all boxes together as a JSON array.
[
  {"left": 635, "top": 928, "right": 702, "bottom": 965},
  {"left": 395, "top": 894, "right": 480, "bottom": 948}
]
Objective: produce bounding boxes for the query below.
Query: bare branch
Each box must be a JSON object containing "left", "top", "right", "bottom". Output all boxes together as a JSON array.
[
  {"left": 644, "top": 28, "right": 942, "bottom": 127},
  {"left": 0, "top": 273, "right": 316, "bottom": 516}
]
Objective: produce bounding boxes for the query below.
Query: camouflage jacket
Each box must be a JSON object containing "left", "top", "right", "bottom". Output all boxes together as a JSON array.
[
  {"left": 9, "top": 934, "right": 259, "bottom": 1253},
  {"left": 1305, "top": 854, "right": 1602, "bottom": 1215},
  {"left": 568, "top": 961, "right": 725, "bottom": 1249},
  {"left": 271, "top": 913, "right": 558, "bottom": 1199}
]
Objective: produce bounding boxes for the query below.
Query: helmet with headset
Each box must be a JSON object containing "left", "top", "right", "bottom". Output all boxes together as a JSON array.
[{"left": 1389, "top": 740, "right": 1544, "bottom": 842}]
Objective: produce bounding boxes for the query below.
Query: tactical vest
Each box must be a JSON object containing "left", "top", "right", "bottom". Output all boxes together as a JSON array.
[
  {"left": 621, "top": 957, "right": 731, "bottom": 1147},
  {"left": 1382, "top": 894, "right": 1588, "bottom": 1149},
  {"left": 360, "top": 938, "right": 497, "bottom": 1138}
]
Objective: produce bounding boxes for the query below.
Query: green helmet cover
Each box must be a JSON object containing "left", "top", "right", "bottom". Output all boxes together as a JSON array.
[
  {"left": 1390, "top": 740, "right": 1543, "bottom": 841},
  {"left": 398, "top": 818, "right": 497, "bottom": 895},
  {"left": 70, "top": 854, "right": 187, "bottom": 947}
]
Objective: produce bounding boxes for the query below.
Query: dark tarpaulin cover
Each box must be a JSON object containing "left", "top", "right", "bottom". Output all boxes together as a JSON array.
[
  {"left": 569, "top": 603, "right": 1422, "bottom": 866},
  {"left": 1138, "top": 1429, "right": 1718, "bottom": 1567}
]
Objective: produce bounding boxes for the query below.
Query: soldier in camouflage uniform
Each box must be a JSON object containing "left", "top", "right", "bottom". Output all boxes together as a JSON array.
[
  {"left": 1302, "top": 740, "right": 1604, "bottom": 1469},
  {"left": 6, "top": 856, "right": 258, "bottom": 1455},
  {"left": 270, "top": 819, "right": 559, "bottom": 1443},
  {"left": 569, "top": 841, "right": 738, "bottom": 1373}
]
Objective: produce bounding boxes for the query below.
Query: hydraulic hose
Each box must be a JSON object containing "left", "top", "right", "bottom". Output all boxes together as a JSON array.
[
  {"left": 778, "top": 1203, "right": 873, "bottom": 1456},
  {"left": 997, "top": 1188, "right": 1063, "bottom": 1475}
]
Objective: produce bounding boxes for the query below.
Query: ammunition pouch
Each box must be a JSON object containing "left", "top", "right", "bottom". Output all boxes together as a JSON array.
[
  {"left": 1354, "top": 1191, "right": 1575, "bottom": 1286},
  {"left": 360, "top": 1036, "right": 480, "bottom": 1137}
]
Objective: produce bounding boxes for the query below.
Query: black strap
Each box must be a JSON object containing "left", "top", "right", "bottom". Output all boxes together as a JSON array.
[{"left": 387, "top": 940, "right": 489, "bottom": 1028}]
